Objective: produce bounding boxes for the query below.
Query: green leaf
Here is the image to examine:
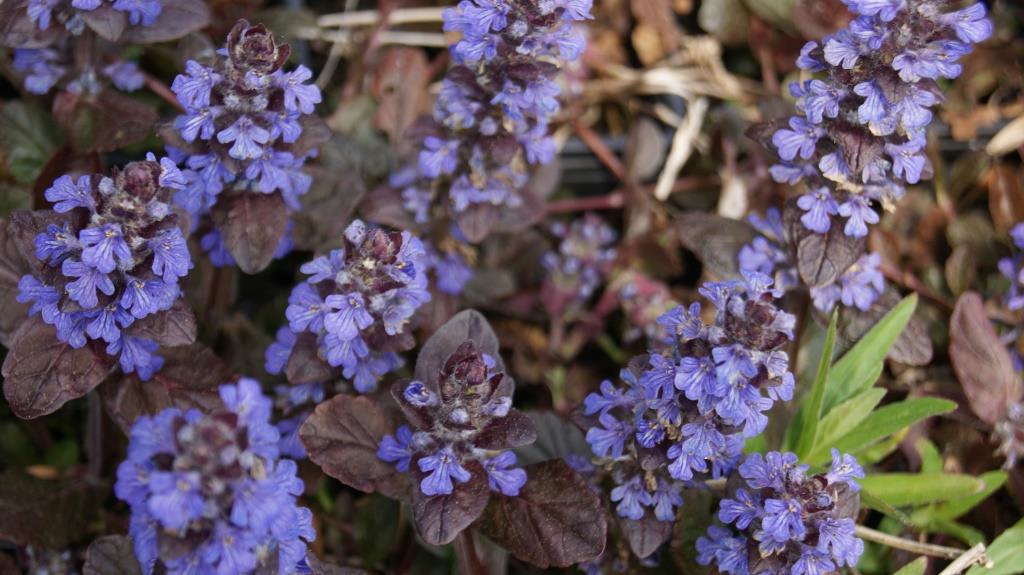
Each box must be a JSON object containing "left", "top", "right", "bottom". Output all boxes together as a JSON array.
[
  {"left": 808, "top": 397, "right": 956, "bottom": 465},
  {"left": 795, "top": 310, "right": 838, "bottom": 458},
  {"left": 924, "top": 518, "right": 987, "bottom": 547},
  {"left": 924, "top": 471, "right": 1007, "bottom": 522},
  {"left": 966, "top": 518, "right": 1024, "bottom": 575},
  {"left": 0, "top": 101, "right": 63, "bottom": 184},
  {"left": 916, "top": 439, "right": 943, "bottom": 474},
  {"left": 860, "top": 490, "right": 916, "bottom": 527},
  {"left": 893, "top": 557, "right": 928, "bottom": 575},
  {"left": 806, "top": 388, "right": 886, "bottom": 461},
  {"left": 861, "top": 473, "right": 986, "bottom": 507},
  {"left": 824, "top": 294, "right": 918, "bottom": 412}
]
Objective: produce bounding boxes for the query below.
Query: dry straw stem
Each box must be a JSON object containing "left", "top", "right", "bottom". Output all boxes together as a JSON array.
[{"left": 854, "top": 525, "right": 991, "bottom": 572}]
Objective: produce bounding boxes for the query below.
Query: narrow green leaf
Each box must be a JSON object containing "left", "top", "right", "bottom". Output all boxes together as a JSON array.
[
  {"left": 916, "top": 439, "right": 943, "bottom": 474},
  {"left": 795, "top": 310, "right": 838, "bottom": 458},
  {"left": 854, "top": 428, "right": 907, "bottom": 466},
  {"left": 860, "top": 490, "right": 916, "bottom": 526},
  {"left": 925, "top": 471, "right": 1007, "bottom": 522},
  {"left": 893, "top": 557, "right": 928, "bottom": 575},
  {"left": 860, "top": 473, "right": 985, "bottom": 507},
  {"left": 923, "top": 518, "right": 986, "bottom": 547},
  {"left": 966, "top": 518, "right": 1024, "bottom": 575},
  {"left": 807, "top": 388, "right": 886, "bottom": 461},
  {"left": 808, "top": 397, "right": 956, "bottom": 465},
  {"left": 824, "top": 294, "right": 918, "bottom": 411}
]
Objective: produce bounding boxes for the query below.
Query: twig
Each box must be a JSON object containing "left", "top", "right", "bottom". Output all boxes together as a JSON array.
[
  {"left": 572, "top": 119, "right": 630, "bottom": 184},
  {"left": 454, "top": 530, "right": 489, "bottom": 575},
  {"left": 854, "top": 525, "right": 972, "bottom": 561},
  {"left": 546, "top": 192, "right": 625, "bottom": 214},
  {"left": 880, "top": 263, "right": 1019, "bottom": 325},
  {"left": 317, "top": 6, "right": 446, "bottom": 28},
  {"left": 937, "top": 543, "right": 991, "bottom": 575},
  {"left": 142, "top": 71, "right": 184, "bottom": 112},
  {"left": 654, "top": 97, "right": 709, "bottom": 200}
]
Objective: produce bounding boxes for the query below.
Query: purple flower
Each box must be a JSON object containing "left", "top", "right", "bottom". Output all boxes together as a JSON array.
[
  {"left": 324, "top": 292, "right": 374, "bottom": 341},
  {"left": 585, "top": 412, "right": 630, "bottom": 459},
  {"left": 483, "top": 451, "right": 527, "bottom": 496},
  {"left": 772, "top": 117, "right": 824, "bottom": 161},
  {"left": 610, "top": 475, "right": 652, "bottom": 520},
  {"left": 45, "top": 175, "right": 94, "bottom": 213},
  {"left": 418, "top": 446, "right": 472, "bottom": 496},
  {"left": 62, "top": 259, "right": 114, "bottom": 308},
  {"left": 823, "top": 30, "right": 862, "bottom": 69},
  {"left": 285, "top": 282, "right": 327, "bottom": 333},
  {"left": 797, "top": 188, "right": 840, "bottom": 234},
  {"left": 171, "top": 60, "right": 221, "bottom": 109},
  {"left": 886, "top": 137, "right": 928, "bottom": 184},
  {"left": 79, "top": 224, "right": 133, "bottom": 274},
  {"left": 148, "top": 228, "right": 191, "bottom": 283},
  {"left": 837, "top": 195, "right": 879, "bottom": 238},
  {"left": 218, "top": 115, "right": 271, "bottom": 160},
  {"left": 941, "top": 3, "right": 993, "bottom": 44},
  {"left": 277, "top": 66, "right": 322, "bottom": 114},
  {"left": 377, "top": 426, "right": 415, "bottom": 472}
]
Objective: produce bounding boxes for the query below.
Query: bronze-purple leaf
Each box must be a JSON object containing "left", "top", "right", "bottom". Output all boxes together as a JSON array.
[
  {"left": 125, "top": 299, "right": 197, "bottom": 347},
  {"left": 620, "top": 510, "right": 674, "bottom": 559},
  {"left": 81, "top": 5, "right": 128, "bottom": 41},
  {"left": 410, "top": 460, "right": 490, "bottom": 546},
  {"left": 286, "top": 332, "right": 335, "bottom": 385},
  {"left": 214, "top": 191, "right": 289, "bottom": 274},
  {"left": 474, "top": 409, "right": 537, "bottom": 450},
  {"left": 0, "top": 1, "right": 62, "bottom": 48},
  {"left": 836, "top": 288, "right": 933, "bottom": 366},
  {"left": 305, "top": 556, "right": 367, "bottom": 575},
  {"left": 478, "top": 459, "right": 606, "bottom": 568},
  {"left": 300, "top": 394, "right": 411, "bottom": 501},
  {"left": 98, "top": 343, "right": 226, "bottom": 433},
  {"left": 0, "top": 470, "right": 99, "bottom": 549},
  {"left": 783, "top": 199, "right": 866, "bottom": 288},
  {"left": 53, "top": 90, "right": 158, "bottom": 154},
  {"left": 2, "top": 317, "right": 114, "bottom": 419},
  {"left": 676, "top": 212, "right": 757, "bottom": 280},
  {"left": 949, "top": 292, "right": 1021, "bottom": 425},
  {"left": 119, "top": 0, "right": 211, "bottom": 43},
  {"left": 454, "top": 203, "right": 499, "bottom": 244},
  {"left": 0, "top": 218, "right": 32, "bottom": 346},
  {"left": 415, "top": 309, "right": 503, "bottom": 386},
  {"left": 83, "top": 535, "right": 142, "bottom": 575}
]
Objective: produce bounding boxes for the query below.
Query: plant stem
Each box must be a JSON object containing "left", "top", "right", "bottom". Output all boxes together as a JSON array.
[
  {"left": 454, "top": 530, "right": 488, "bottom": 575},
  {"left": 86, "top": 392, "right": 103, "bottom": 482},
  {"left": 854, "top": 525, "right": 973, "bottom": 560},
  {"left": 937, "top": 543, "right": 991, "bottom": 575}
]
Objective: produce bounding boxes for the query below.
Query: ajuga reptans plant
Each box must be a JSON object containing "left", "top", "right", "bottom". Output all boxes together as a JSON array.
[
  {"left": 542, "top": 213, "right": 617, "bottom": 320},
  {"left": 115, "top": 379, "right": 315, "bottom": 574},
  {"left": 166, "top": 19, "right": 326, "bottom": 273}
]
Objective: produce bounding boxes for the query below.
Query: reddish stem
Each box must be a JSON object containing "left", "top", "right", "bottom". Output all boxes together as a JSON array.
[{"left": 143, "top": 71, "right": 184, "bottom": 112}]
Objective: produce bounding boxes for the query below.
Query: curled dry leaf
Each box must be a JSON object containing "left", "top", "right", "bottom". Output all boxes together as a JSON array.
[
  {"left": 949, "top": 292, "right": 1021, "bottom": 425},
  {"left": 2, "top": 317, "right": 114, "bottom": 419},
  {"left": 300, "top": 394, "right": 411, "bottom": 501},
  {"left": 478, "top": 459, "right": 607, "bottom": 568}
]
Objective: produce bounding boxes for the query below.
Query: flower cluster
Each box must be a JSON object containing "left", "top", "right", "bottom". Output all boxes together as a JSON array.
[
  {"left": 739, "top": 208, "right": 885, "bottom": 313},
  {"left": 114, "top": 379, "right": 315, "bottom": 574},
  {"left": 167, "top": 20, "right": 322, "bottom": 269},
  {"left": 697, "top": 450, "right": 865, "bottom": 575},
  {"left": 271, "top": 219, "right": 430, "bottom": 393},
  {"left": 378, "top": 342, "right": 529, "bottom": 497},
  {"left": 542, "top": 213, "right": 617, "bottom": 317},
  {"left": 26, "top": 0, "right": 164, "bottom": 32},
  {"left": 12, "top": 44, "right": 145, "bottom": 95},
  {"left": 395, "top": 0, "right": 591, "bottom": 230},
  {"left": 17, "top": 156, "right": 192, "bottom": 379},
  {"left": 772, "top": 0, "right": 992, "bottom": 237},
  {"left": 584, "top": 272, "right": 796, "bottom": 522}
]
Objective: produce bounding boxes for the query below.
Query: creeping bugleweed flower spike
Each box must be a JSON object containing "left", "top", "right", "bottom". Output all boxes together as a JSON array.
[
  {"left": 26, "top": 0, "right": 164, "bottom": 32},
  {"left": 114, "top": 379, "right": 315, "bottom": 574},
  {"left": 697, "top": 450, "right": 865, "bottom": 575},
  {"left": 17, "top": 155, "right": 192, "bottom": 379},
  {"left": 772, "top": 0, "right": 992, "bottom": 238},
  {"left": 583, "top": 271, "right": 797, "bottom": 523}
]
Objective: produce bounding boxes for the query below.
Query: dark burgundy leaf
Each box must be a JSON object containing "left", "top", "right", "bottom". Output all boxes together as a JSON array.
[
  {"left": 300, "top": 394, "right": 411, "bottom": 501},
  {"left": 7, "top": 209, "right": 72, "bottom": 276},
  {"left": 289, "top": 115, "right": 332, "bottom": 158},
  {"left": 372, "top": 47, "right": 430, "bottom": 146},
  {"left": 783, "top": 199, "right": 865, "bottom": 288},
  {"left": 125, "top": 299, "right": 197, "bottom": 347},
  {"left": 477, "top": 459, "right": 606, "bottom": 568},
  {"left": 669, "top": 488, "right": 714, "bottom": 574},
  {"left": 494, "top": 186, "right": 547, "bottom": 233},
  {"left": 415, "top": 309, "right": 504, "bottom": 386},
  {"left": 949, "top": 292, "right": 1021, "bottom": 425},
  {"left": 82, "top": 5, "right": 127, "bottom": 41},
  {"left": 0, "top": 470, "right": 99, "bottom": 549},
  {"left": 675, "top": 212, "right": 757, "bottom": 280},
  {"left": 359, "top": 185, "right": 417, "bottom": 231},
  {"left": 53, "top": 90, "right": 158, "bottom": 154},
  {"left": 0, "top": 100, "right": 63, "bottom": 184},
  {"left": 620, "top": 511, "right": 673, "bottom": 559},
  {"left": 0, "top": 218, "right": 32, "bottom": 346},
  {"left": 410, "top": 460, "right": 490, "bottom": 546},
  {"left": 98, "top": 343, "right": 226, "bottom": 433},
  {"left": 474, "top": 409, "right": 537, "bottom": 450},
  {"left": 120, "top": 0, "right": 210, "bottom": 43},
  {"left": 286, "top": 332, "right": 335, "bottom": 385},
  {"left": 83, "top": 535, "right": 142, "bottom": 575},
  {"left": 514, "top": 411, "right": 590, "bottom": 465},
  {"left": 0, "top": 0, "right": 63, "bottom": 48},
  {"left": 0, "top": 553, "right": 17, "bottom": 575},
  {"left": 214, "top": 191, "right": 289, "bottom": 274},
  {"left": 2, "top": 317, "right": 114, "bottom": 419},
  {"left": 454, "top": 203, "right": 499, "bottom": 244}
]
